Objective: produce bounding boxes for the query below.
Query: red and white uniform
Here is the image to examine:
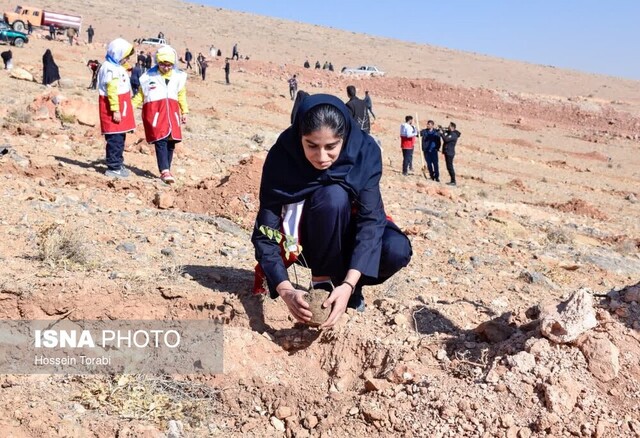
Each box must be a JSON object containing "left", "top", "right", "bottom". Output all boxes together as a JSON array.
[
  {"left": 98, "top": 61, "right": 135, "bottom": 134},
  {"left": 138, "top": 68, "right": 187, "bottom": 143},
  {"left": 400, "top": 122, "right": 417, "bottom": 149}
]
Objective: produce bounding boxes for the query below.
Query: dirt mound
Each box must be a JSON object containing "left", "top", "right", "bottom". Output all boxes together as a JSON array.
[
  {"left": 549, "top": 198, "right": 609, "bottom": 220},
  {"left": 174, "top": 155, "right": 264, "bottom": 228}
]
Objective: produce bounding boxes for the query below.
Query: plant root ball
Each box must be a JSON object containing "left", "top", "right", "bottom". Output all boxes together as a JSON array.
[{"left": 305, "top": 289, "right": 332, "bottom": 327}]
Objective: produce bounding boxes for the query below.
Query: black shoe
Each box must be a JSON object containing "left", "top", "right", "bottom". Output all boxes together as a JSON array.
[
  {"left": 347, "top": 285, "right": 365, "bottom": 312},
  {"left": 446, "top": 182, "right": 456, "bottom": 186}
]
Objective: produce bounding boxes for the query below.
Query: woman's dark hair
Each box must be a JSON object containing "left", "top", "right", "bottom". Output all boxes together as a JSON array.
[{"left": 299, "top": 104, "right": 346, "bottom": 139}]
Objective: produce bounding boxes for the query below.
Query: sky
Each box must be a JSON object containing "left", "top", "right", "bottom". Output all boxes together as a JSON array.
[{"left": 197, "top": 0, "right": 639, "bottom": 80}]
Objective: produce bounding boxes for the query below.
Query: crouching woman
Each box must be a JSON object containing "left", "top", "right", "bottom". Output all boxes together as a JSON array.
[{"left": 251, "top": 94, "right": 412, "bottom": 329}]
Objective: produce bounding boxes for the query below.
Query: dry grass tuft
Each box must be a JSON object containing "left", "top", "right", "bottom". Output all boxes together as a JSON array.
[
  {"left": 74, "top": 374, "right": 218, "bottom": 426},
  {"left": 38, "top": 223, "right": 95, "bottom": 269}
]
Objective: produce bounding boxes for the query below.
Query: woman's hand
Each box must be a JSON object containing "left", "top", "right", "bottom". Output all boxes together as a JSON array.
[
  {"left": 279, "top": 288, "right": 312, "bottom": 323},
  {"left": 112, "top": 111, "right": 121, "bottom": 123},
  {"left": 319, "top": 284, "right": 351, "bottom": 329}
]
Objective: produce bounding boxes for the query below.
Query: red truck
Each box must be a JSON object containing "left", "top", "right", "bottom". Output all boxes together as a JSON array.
[{"left": 3, "top": 5, "right": 82, "bottom": 33}]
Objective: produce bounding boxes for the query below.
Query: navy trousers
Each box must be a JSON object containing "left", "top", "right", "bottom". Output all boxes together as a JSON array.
[
  {"left": 401, "top": 148, "right": 414, "bottom": 175},
  {"left": 423, "top": 148, "right": 439, "bottom": 181},
  {"left": 155, "top": 138, "right": 176, "bottom": 172},
  {"left": 105, "top": 133, "right": 126, "bottom": 171},
  {"left": 299, "top": 185, "right": 412, "bottom": 308}
]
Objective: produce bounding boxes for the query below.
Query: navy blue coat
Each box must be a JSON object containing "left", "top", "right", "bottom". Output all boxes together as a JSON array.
[
  {"left": 420, "top": 128, "right": 441, "bottom": 152},
  {"left": 252, "top": 94, "right": 387, "bottom": 294}
]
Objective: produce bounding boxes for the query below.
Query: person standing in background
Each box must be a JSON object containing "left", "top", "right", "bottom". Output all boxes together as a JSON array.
[
  {"left": 1, "top": 50, "right": 12, "bottom": 70},
  {"left": 66, "top": 27, "right": 77, "bottom": 45},
  {"left": 232, "top": 43, "right": 239, "bottom": 60},
  {"left": 184, "top": 48, "right": 193, "bottom": 70},
  {"left": 420, "top": 120, "right": 441, "bottom": 182},
  {"left": 130, "top": 61, "right": 142, "bottom": 95},
  {"left": 345, "top": 85, "right": 370, "bottom": 134},
  {"left": 144, "top": 52, "right": 152, "bottom": 70},
  {"left": 399, "top": 115, "right": 417, "bottom": 176},
  {"left": 440, "top": 122, "right": 461, "bottom": 186},
  {"left": 364, "top": 90, "right": 376, "bottom": 120},
  {"left": 87, "top": 25, "right": 95, "bottom": 43},
  {"left": 42, "top": 49, "right": 61, "bottom": 86},
  {"left": 288, "top": 74, "right": 298, "bottom": 100},
  {"left": 199, "top": 56, "right": 208, "bottom": 81},
  {"left": 224, "top": 58, "right": 231, "bottom": 84}
]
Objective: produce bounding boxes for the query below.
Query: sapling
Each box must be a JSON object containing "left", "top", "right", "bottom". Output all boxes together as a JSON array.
[{"left": 258, "top": 225, "right": 331, "bottom": 326}]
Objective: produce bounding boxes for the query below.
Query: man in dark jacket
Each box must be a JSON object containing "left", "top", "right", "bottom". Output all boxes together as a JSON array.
[
  {"left": 87, "top": 25, "right": 95, "bottom": 43},
  {"left": 363, "top": 90, "right": 375, "bottom": 120},
  {"left": 130, "top": 61, "right": 142, "bottom": 95},
  {"left": 144, "top": 52, "right": 152, "bottom": 70},
  {"left": 184, "top": 49, "right": 193, "bottom": 69},
  {"left": 420, "top": 120, "right": 441, "bottom": 181},
  {"left": 440, "top": 122, "right": 461, "bottom": 186},
  {"left": 345, "top": 85, "right": 370, "bottom": 134}
]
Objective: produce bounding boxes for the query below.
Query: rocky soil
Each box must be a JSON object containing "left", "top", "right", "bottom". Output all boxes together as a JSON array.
[{"left": 0, "top": 0, "right": 639, "bottom": 436}]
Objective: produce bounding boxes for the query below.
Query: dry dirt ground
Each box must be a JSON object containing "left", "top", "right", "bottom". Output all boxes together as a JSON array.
[{"left": 0, "top": 0, "right": 639, "bottom": 436}]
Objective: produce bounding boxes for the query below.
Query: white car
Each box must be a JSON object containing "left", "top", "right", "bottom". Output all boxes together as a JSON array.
[
  {"left": 140, "top": 37, "right": 167, "bottom": 46},
  {"left": 341, "top": 65, "right": 385, "bottom": 77}
]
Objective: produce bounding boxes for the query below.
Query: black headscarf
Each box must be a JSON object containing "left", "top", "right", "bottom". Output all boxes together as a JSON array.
[
  {"left": 260, "top": 93, "right": 382, "bottom": 209},
  {"left": 42, "top": 49, "right": 60, "bottom": 85}
]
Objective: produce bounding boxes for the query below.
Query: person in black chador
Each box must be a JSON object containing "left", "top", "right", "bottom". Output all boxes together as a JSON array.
[
  {"left": 345, "top": 85, "right": 370, "bottom": 134},
  {"left": 42, "top": 49, "right": 61, "bottom": 86},
  {"left": 315, "top": 60, "right": 321, "bottom": 69},
  {"left": 252, "top": 94, "right": 412, "bottom": 328},
  {"left": 303, "top": 60, "right": 310, "bottom": 68},
  {"left": 1, "top": 50, "right": 12, "bottom": 70},
  {"left": 440, "top": 122, "right": 461, "bottom": 186}
]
